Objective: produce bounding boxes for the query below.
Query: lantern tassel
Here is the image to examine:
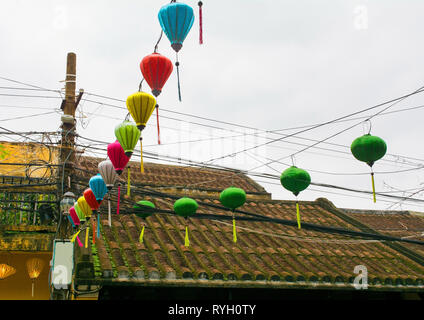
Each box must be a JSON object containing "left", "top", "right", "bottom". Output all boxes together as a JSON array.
[
  {"left": 232, "top": 213, "right": 237, "bottom": 243},
  {"left": 371, "top": 172, "right": 376, "bottom": 203},
  {"left": 140, "top": 138, "right": 144, "bottom": 173},
  {"left": 198, "top": 1, "right": 203, "bottom": 44},
  {"left": 92, "top": 217, "right": 96, "bottom": 244},
  {"left": 127, "top": 166, "right": 131, "bottom": 197},
  {"left": 97, "top": 212, "right": 100, "bottom": 238},
  {"left": 85, "top": 227, "right": 89, "bottom": 248},
  {"left": 156, "top": 105, "right": 161, "bottom": 145},
  {"left": 176, "top": 57, "right": 182, "bottom": 102},
  {"left": 71, "top": 229, "right": 82, "bottom": 243},
  {"left": 108, "top": 199, "right": 111, "bottom": 227},
  {"left": 32, "top": 280, "right": 34, "bottom": 298},
  {"left": 185, "top": 225, "right": 190, "bottom": 247},
  {"left": 296, "top": 201, "right": 301, "bottom": 229},
  {"left": 117, "top": 184, "right": 121, "bottom": 215},
  {"left": 76, "top": 236, "right": 83, "bottom": 247},
  {"left": 139, "top": 225, "right": 145, "bottom": 244}
]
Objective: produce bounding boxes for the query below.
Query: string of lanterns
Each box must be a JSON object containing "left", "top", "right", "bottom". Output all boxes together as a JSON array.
[{"left": 63, "top": 1, "right": 389, "bottom": 249}]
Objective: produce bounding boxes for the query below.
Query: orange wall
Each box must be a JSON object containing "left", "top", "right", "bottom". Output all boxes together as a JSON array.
[{"left": 0, "top": 251, "right": 52, "bottom": 300}]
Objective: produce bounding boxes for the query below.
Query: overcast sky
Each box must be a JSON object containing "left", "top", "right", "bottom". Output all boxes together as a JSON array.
[{"left": 1, "top": 0, "right": 424, "bottom": 212}]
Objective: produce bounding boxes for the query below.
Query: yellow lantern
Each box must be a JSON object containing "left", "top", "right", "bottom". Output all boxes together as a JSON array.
[
  {"left": 26, "top": 258, "right": 44, "bottom": 297},
  {"left": 0, "top": 263, "right": 16, "bottom": 280},
  {"left": 77, "top": 196, "right": 93, "bottom": 219},
  {"left": 126, "top": 92, "right": 157, "bottom": 173}
]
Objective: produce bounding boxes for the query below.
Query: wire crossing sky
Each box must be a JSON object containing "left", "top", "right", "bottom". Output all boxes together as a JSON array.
[{"left": 1, "top": 1, "right": 424, "bottom": 212}]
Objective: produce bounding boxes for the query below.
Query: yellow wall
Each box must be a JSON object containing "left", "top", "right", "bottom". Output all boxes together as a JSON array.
[
  {"left": 0, "top": 251, "right": 51, "bottom": 300},
  {"left": 0, "top": 142, "right": 58, "bottom": 179}
]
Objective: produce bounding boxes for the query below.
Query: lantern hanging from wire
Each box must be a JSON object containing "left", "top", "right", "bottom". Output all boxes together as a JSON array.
[
  {"left": 158, "top": 1, "right": 194, "bottom": 101},
  {"left": 107, "top": 140, "right": 130, "bottom": 175},
  {"left": 98, "top": 160, "right": 118, "bottom": 190},
  {"left": 219, "top": 187, "right": 246, "bottom": 243},
  {"left": 351, "top": 133, "right": 387, "bottom": 203},
  {"left": 280, "top": 166, "right": 311, "bottom": 230},
  {"left": 115, "top": 121, "right": 140, "bottom": 197},
  {"left": 26, "top": 258, "right": 44, "bottom": 298},
  {"left": 0, "top": 263, "right": 16, "bottom": 280},
  {"left": 133, "top": 200, "right": 156, "bottom": 244},
  {"left": 83, "top": 188, "right": 101, "bottom": 239},
  {"left": 107, "top": 141, "right": 130, "bottom": 216},
  {"left": 98, "top": 159, "right": 117, "bottom": 225},
  {"left": 69, "top": 206, "right": 80, "bottom": 226},
  {"left": 77, "top": 196, "right": 92, "bottom": 247},
  {"left": 174, "top": 197, "right": 198, "bottom": 247},
  {"left": 140, "top": 52, "right": 173, "bottom": 144},
  {"left": 126, "top": 92, "right": 156, "bottom": 173}
]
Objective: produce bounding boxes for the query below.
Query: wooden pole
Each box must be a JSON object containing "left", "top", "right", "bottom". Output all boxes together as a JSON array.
[{"left": 58, "top": 52, "right": 77, "bottom": 239}]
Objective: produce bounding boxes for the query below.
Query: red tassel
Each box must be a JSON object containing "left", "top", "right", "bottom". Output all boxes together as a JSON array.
[
  {"left": 198, "top": 1, "right": 203, "bottom": 44},
  {"left": 156, "top": 105, "right": 161, "bottom": 145},
  {"left": 117, "top": 184, "right": 121, "bottom": 215}
]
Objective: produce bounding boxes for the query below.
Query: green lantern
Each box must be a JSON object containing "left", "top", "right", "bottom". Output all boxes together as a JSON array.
[
  {"left": 115, "top": 121, "right": 141, "bottom": 197},
  {"left": 174, "top": 197, "right": 198, "bottom": 247},
  {"left": 133, "top": 200, "right": 155, "bottom": 244},
  {"left": 115, "top": 121, "right": 141, "bottom": 157},
  {"left": 219, "top": 187, "right": 246, "bottom": 243},
  {"left": 280, "top": 166, "right": 311, "bottom": 229},
  {"left": 351, "top": 134, "right": 387, "bottom": 203}
]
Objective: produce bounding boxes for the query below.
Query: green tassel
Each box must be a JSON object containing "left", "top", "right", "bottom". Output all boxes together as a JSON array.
[
  {"left": 185, "top": 226, "right": 189, "bottom": 247},
  {"left": 296, "top": 201, "right": 301, "bottom": 229},
  {"left": 233, "top": 217, "right": 237, "bottom": 243},
  {"left": 139, "top": 225, "right": 145, "bottom": 244}
]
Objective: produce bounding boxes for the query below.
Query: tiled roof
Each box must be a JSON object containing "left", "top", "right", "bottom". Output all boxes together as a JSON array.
[
  {"left": 73, "top": 157, "right": 424, "bottom": 291},
  {"left": 77, "top": 156, "right": 269, "bottom": 196}
]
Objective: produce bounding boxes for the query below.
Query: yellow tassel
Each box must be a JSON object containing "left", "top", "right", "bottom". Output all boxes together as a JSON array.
[
  {"left": 71, "top": 230, "right": 81, "bottom": 243},
  {"left": 139, "top": 225, "right": 145, "bottom": 244},
  {"left": 127, "top": 166, "right": 131, "bottom": 197},
  {"left": 140, "top": 138, "right": 144, "bottom": 173},
  {"left": 85, "top": 227, "right": 89, "bottom": 248},
  {"left": 233, "top": 216, "right": 237, "bottom": 243},
  {"left": 296, "top": 202, "right": 301, "bottom": 229},
  {"left": 371, "top": 172, "right": 376, "bottom": 203},
  {"left": 185, "top": 226, "right": 189, "bottom": 247}
]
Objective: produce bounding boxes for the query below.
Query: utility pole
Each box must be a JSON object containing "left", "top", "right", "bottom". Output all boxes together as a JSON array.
[{"left": 58, "top": 52, "right": 83, "bottom": 237}]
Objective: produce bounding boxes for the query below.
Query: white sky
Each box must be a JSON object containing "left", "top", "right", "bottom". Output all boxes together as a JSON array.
[{"left": 1, "top": 0, "right": 424, "bottom": 212}]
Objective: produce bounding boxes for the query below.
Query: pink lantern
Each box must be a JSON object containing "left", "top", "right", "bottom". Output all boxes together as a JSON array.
[
  {"left": 107, "top": 140, "right": 130, "bottom": 175},
  {"left": 69, "top": 206, "right": 80, "bottom": 226}
]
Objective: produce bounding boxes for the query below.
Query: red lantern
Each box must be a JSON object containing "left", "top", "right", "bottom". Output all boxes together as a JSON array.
[
  {"left": 83, "top": 188, "right": 101, "bottom": 211},
  {"left": 140, "top": 52, "right": 173, "bottom": 145},
  {"left": 107, "top": 140, "right": 130, "bottom": 175}
]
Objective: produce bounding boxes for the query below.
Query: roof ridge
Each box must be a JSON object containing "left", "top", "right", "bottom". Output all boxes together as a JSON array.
[{"left": 316, "top": 197, "right": 424, "bottom": 269}]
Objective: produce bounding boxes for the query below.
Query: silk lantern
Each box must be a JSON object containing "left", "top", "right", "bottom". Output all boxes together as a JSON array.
[
  {"left": 351, "top": 134, "right": 387, "bottom": 203},
  {"left": 158, "top": 2, "right": 194, "bottom": 101},
  {"left": 219, "top": 187, "right": 246, "bottom": 243},
  {"left": 83, "top": 188, "right": 101, "bottom": 239},
  {"left": 77, "top": 196, "right": 93, "bottom": 247},
  {"left": 174, "top": 197, "right": 198, "bottom": 247},
  {"left": 126, "top": 92, "right": 156, "bottom": 173},
  {"left": 133, "top": 200, "right": 156, "bottom": 244},
  {"left": 280, "top": 166, "right": 311, "bottom": 229},
  {"left": 140, "top": 52, "right": 173, "bottom": 144}
]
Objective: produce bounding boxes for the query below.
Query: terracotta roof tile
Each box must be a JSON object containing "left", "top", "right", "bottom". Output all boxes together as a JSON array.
[{"left": 74, "top": 157, "right": 424, "bottom": 290}]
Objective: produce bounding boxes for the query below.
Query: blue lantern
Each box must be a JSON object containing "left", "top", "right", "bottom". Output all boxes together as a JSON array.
[
  {"left": 89, "top": 174, "right": 108, "bottom": 202},
  {"left": 158, "top": 2, "right": 195, "bottom": 53}
]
